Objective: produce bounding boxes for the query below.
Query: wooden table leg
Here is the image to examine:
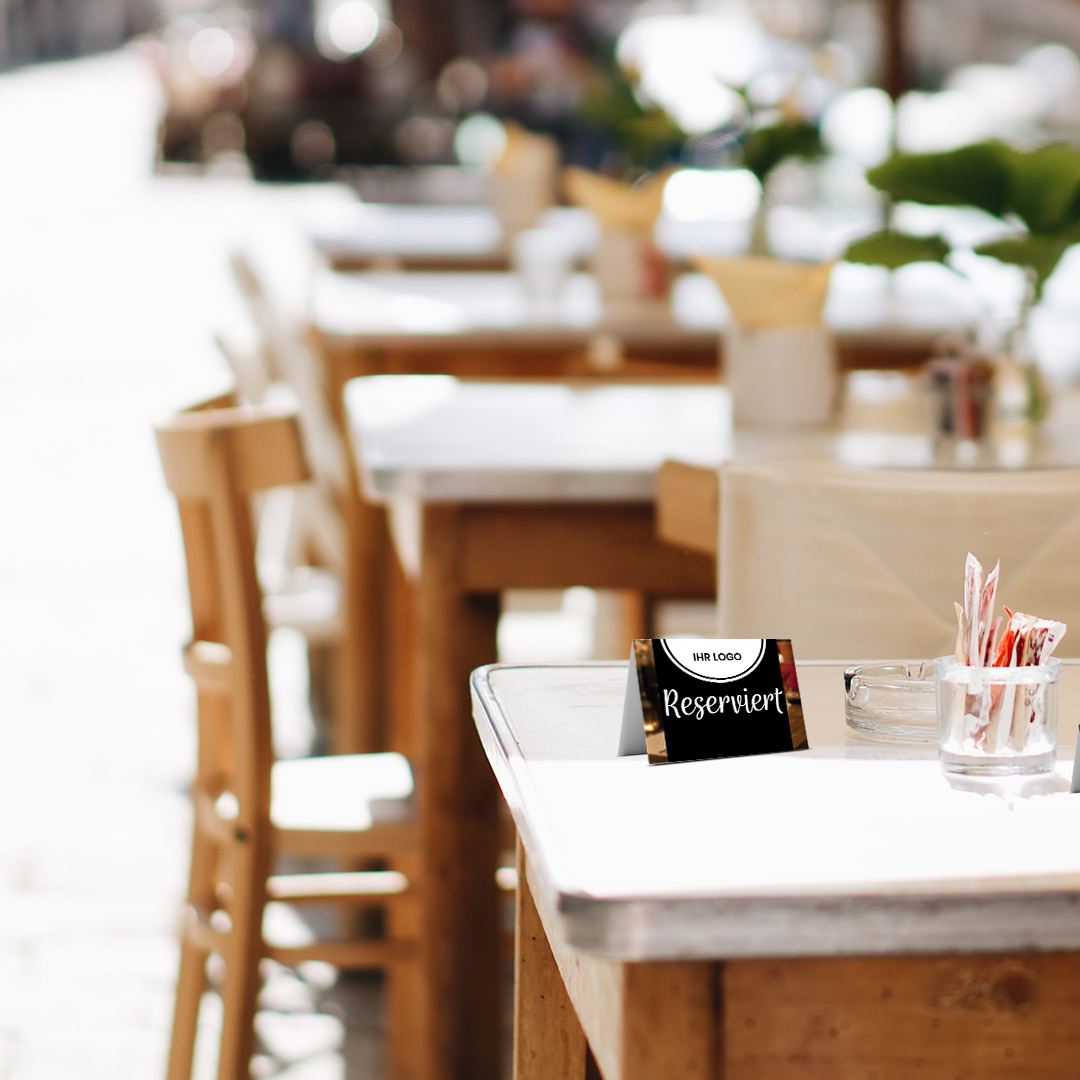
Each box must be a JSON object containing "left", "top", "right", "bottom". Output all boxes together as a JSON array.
[
  {"left": 386, "top": 851, "right": 424, "bottom": 1080},
  {"left": 516, "top": 841, "right": 588, "bottom": 1080},
  {"left": 321, "top": 336, "right": 391, "bottom": 756},
  {"left": 418, "top": 505, "right": 502, "bottom": 1080},
  {"left": 336, "top": 483, "right": 389, "bottom": 753},
  {"left": 523, "top": 856, "right": 721, "bottom": 1080},
  {"left": 618, "top": 963, "right": 721, "bottom": 1080}
]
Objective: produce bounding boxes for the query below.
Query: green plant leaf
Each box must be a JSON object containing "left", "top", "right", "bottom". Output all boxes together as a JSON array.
[
  {"left": 866, "top": 143, "right": 1011, "bottom": 217},
  {"left": 843, "top": 229, "right": 951, "bottom": 269},
  {"left": 1002, "top": 143, "right": 1080, "bottom": 233},
  {"left": 741, "top": 120, "right": 822, "bottom": 181},
  {"left": 866, "top": 140, "right": 1080, "bottom": 235},
  {"left": 974, "top": 230, "right": 1080, "bottom": 297},
  {"left": 617, "top": 110, "right": 686, "bottom": 165},
  {"left": 860, "top": 140, "right": 1080, "bottom": 293},
  {"left": 577, "top": 59, "right": 686, "bottom": 171}
]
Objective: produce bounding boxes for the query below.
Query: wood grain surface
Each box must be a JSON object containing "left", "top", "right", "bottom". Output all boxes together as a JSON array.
[
  {"left": 656, "top": 460, "right": 719, "bottom": 557},
  {"left": 417, "top": 505, "right": 502, "bottom": 1080},
  {"left": 725, "top": 952, "right": 1080, "bottom": 1079},
  {"left": 515, "top": 841, "right": 589, "bottom": 1080}
]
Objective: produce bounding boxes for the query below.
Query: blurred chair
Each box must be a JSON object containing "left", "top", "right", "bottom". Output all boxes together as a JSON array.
[
  {"left": 215, "top": 324, "right": 344, "bottom": 580},
  {"left": 213, "top": 329, "right": 271, "bottom": 407},
  {"left": 656, "top": 459, "right": 719, "bottom": 557},
  {"left": 718, "top": 458, "right": 1080, "bottom": 659},
  {"left": 227, "top": 250, "right": 349, "bottom": 498},
  {"left": 156, "top": 403, "right": 419, "bottom": 1080},
  {"left": 216, "top": 304, "right": 346, "bottom": 746},
  {"left": 228, "top": 244, "right": 422, "bottom": 755}
]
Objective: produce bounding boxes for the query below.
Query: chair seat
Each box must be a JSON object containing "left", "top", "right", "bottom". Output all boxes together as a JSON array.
[
  {"left": 270, "top": 752, "right": 413, "bottom": 832},
  {"left": 268, "top": 869, "right": 410, "bottom": 901}
]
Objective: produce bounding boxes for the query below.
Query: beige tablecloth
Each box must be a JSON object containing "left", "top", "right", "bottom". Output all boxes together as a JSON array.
[{"left": 718, "top": 459, "right": 1080, "bottom": 659}]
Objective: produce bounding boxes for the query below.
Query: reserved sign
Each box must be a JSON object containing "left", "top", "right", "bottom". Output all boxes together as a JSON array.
[{"left": 618, "top": 638, "right": 809, "bottom": 764}]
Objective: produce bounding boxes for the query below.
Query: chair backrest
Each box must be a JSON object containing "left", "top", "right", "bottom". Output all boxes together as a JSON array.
[
  {"left": 227, "top": 251, "right": 349, "bottom": 578},
  {"left": 229, "top": 248, "right": 349, "bottom": 498},
  {"left": 156, "top": 404, "right": 309, "bottom": 833},
  {"left": 718, "top": 458, "right": 1080, "bottom": 659},
  {"left": 215, "top": 330, "right": 272, "bottom": 406}
]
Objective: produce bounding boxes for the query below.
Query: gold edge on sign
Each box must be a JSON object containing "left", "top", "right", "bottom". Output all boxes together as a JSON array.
[
  {"left": 634, "top": 639, "right": 669, "bottom": 764},
  {"left": 645, "top": 726, "right": 668, "bottom": 764},
  {"left": 786, "top": 695, "right": 809, "bottom": 751},
  {"left": 777, "top": 638, "right": 809, "bottom": 750}
]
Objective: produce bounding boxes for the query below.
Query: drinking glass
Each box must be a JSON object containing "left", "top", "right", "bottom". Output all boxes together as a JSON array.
[{"left": 513, "top": 227, "right": 573, "bottom": 317}]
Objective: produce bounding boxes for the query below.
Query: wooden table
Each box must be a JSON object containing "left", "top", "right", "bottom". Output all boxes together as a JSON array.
[
  {"left": 311, "top": 269, "right": 964, "bottom": 386},
  {"left": 311, "top": 270, "right": 725, "bottom": 383},
  {"left": 344, "top": 379, "right": 723, "bottom": 1080},
  {"left": 311, "top": 275, "right": 731, "bottom": 756},
  {"left": 308, "top": 266, "right": 981, "bottom": 755},
  {"left": 654, "top": 389, "right": 1080, "bottom": 558},
  {"left": 472, "top": 659, "right": 1080, "bottom": 1080}
]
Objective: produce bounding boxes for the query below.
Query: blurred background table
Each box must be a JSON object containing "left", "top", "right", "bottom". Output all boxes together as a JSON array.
[
  {"left": 305, "top": 202, "right": 508, "bottom": 271},
  {"left": 309, "top": 265, "right": 978, "bottom": 390},
  {"left": 472, "top": 659, "right": 1080, "bottom": 1080},
  {"left": 655, "top": 387, "right": 1080, "bottom": 558},
  {"left": 311, "top": 270, "right": 723, "bottom": 384},
  {"left": 245, "top": 249, "right": 994, "bottom": 766}
]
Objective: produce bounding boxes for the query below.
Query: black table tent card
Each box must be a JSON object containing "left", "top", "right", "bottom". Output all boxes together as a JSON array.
[{"left": 618, "top": 638, "right": 809, "bottom": 764}]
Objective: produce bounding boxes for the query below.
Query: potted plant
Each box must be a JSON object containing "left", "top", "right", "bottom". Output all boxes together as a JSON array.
[{"left": 844, "top": 140, "right": 1080, "bottom": 420}]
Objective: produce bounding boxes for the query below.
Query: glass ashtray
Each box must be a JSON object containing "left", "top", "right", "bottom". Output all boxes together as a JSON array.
[{"left": 844, "top": 661, "right": 937, "bottom": 742}]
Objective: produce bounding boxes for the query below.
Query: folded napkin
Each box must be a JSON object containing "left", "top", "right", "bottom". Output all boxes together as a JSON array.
[
  {"left": 695, "top": 255, "right": 833, "bottom": 330},
  {"left": 495, "top": 121, "right": 559, "bottom": 178},
  {"left": 492, "top": 122, "right": 560, "bottom": 235},
  {"left": 562, "top": 166, "right": 672, "bottom": 233}
]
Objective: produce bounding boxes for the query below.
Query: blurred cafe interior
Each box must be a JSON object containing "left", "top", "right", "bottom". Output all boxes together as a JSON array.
[{"left": 10, "top": 0, "right": 1080, "bottom": 1076}]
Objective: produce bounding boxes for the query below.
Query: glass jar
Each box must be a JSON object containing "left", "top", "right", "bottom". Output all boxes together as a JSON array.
[{"left": 935, "top": 657, "right": 1060, "bottom": 775}]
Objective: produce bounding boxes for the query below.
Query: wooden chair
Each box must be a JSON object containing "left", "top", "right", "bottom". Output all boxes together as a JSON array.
[
  {"left": 214, "top": 326, "right": 345, "bottom": 584},
  {"left": 156, "top": 402, "right": 420, "bottom": 1080},
  {"left": 214, "top": 329, "right": 346, "bottom": 744},
  {"left": 227, "top": 249, "right": 385, "bottom": 755},
  {"left": 227, "top": 250, "right": 348, "bottom": 495},
  {"left": 655, "top": 459, "right": 719, "bottom": 558}
]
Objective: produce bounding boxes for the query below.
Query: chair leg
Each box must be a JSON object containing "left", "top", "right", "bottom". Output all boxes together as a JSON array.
[
  {"left": 387, "top": 956, "right": 424, "bottom": 1080},
  {"left": 386, "top": 862, "right": 423, "bottom": 1080},
  {"left": 169, "top": 809, "right": 222, "bottom": 1080},
  {"left": 217, "top": 841, "right": 269, "bottom": 1080},
  {"left": 168, "top": 930, "right": 211, "bottom": 1080}
]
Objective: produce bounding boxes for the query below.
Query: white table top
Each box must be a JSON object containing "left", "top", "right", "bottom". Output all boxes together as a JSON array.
[
  {"left": 344, "top": 377, "right": 733, "bottom": 503},
  {"left": 314, "top": 270, "right": 605, "bottom": 336},
  {"left": 343, "top": 377, "right": 1080, "bottom": 510},
  {"left": 312, "top": 269, "right": 728, "bottom": 344},
  {"left": 312, "top": 264, "right": 982, "bottom": 343},
  {"left": 472, "top": 660, "right": 1080, "bottom": 961},
  {"left": 306, "top": 203, "right": 503, "bottom": 259}
]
